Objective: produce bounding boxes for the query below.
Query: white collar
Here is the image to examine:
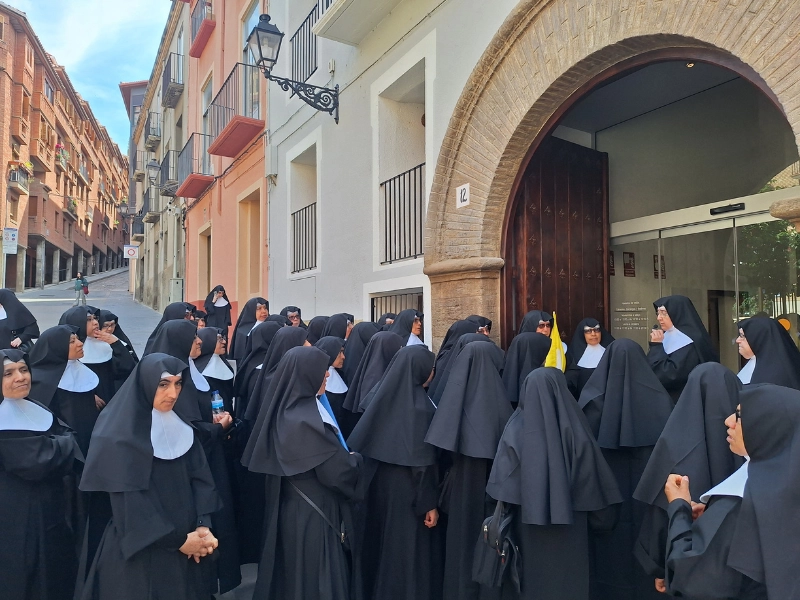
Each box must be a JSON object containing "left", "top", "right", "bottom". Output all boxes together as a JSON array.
[
  {"left": 577, "top": 344, "right": 605, "bottom": 368},
  {"left": 406, "top": 333, "right": 426, "bottom": 347},
  {"left": 188, "top": 358, "right": 210, "bottom": 391},
  {"left": 326, "top": 366, "right": 348, "bottom": 394},
  {"left": 255, "top": 363, "right": 263, "bottom": 370},
  {"left": 316, "top": 398, "right": 341, "bottom": 435},
  {"left": 201, "top": 354, "right": 234, "bottom": 381},
  {"left": 248, "top": 321, "right": 262, "bottom": 335},
  {"left": 737, "top": 357, "right": 756, "bottom": 384},
  {"left": 0, "top": 397, "right": 53, "bottom": 431},
  {"left": 214, "top": 297, "right": 229, "bottom": 307},
  {"left": 0, "top": 306, "right": 7, "bottom": 320},
  {"left": 700, "top": 458, "right": 749, "bottom": 503},
  {"left": 150, "top": 409, "right": 194, "bottom": 460},
  {"left": 58, "top": 359, "right": 99, "bottom": 392},
  {"left": 80, "top": 336, "right": 113, "bottom": 364},
  {"left": 662, "top": 327, "right": 694, "bottom": 354}
]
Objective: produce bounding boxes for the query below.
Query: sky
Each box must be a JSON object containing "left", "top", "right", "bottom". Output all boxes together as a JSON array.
[{"left": 11, "top": 0, "right": 172, "bottom": 150}]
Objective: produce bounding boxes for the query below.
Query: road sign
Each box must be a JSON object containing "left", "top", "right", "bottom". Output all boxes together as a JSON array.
[
  {"left": 3, "top": 228, "right": 18, "bottom": 254},
  {"left": 124, "top": 245, "right": 140, "bottom": 259}
]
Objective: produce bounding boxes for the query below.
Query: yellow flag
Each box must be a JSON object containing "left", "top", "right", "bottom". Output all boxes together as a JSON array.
[{"left": 544, "top": 312, "right": 567, "bottom": 372}]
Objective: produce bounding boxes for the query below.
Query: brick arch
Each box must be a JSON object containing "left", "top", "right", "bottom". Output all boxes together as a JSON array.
[{"left": 424, "top": 0, "right": 800, "bottom": 347}]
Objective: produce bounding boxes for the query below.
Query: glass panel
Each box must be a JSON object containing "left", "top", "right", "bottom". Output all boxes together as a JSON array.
[
  {"left": 609, "top": 234, "right": 662, "bottom": 352},
  {"left": 737, "top": 218, "right": 800, "bottom": 348},
  {"left": 660, "top": 221, "right": 738, "bottom": 372}
]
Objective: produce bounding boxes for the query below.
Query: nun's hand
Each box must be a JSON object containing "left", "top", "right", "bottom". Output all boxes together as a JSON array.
[
  {"left": 424, "top": 508, "right": 439, "bottom": 528},
  {"left": 94, "top": 396, "right": 106, "bottom": 410},
  {"left": 690, "top": 501, "right": 706, "bottom": 520},
  {"left": 214, "top": 411, "right": 233, "bottom": 430},
  {"left": 9, "top": 337, "right": 22, "bottom": 348},
  {"left": 180, "top": 530, "right": 216, "bottom": 561},
  {"left": 94, "top": 330, "right": 119, "bottom": 344},
  {"left": 664, "top": 474, "right": 691, "bottom": 504},
  {"left": 655, "top": 578, "right": 666, "bottom": 593},
  {"left": 650, "top": 329, "right": 665, "bottom": 343}
]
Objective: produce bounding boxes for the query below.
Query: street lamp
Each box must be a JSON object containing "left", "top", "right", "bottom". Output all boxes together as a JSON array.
[
  {"left": 146, "top": 159, "right": 161, "bottom": 185},
  {"left": 247, "top": 14, "right": 340, "bottom": 123}
]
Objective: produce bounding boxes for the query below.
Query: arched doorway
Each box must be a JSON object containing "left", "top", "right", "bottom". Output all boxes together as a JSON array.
[{"left": 424, "top": 0, "right": 800, "bottom": 350}]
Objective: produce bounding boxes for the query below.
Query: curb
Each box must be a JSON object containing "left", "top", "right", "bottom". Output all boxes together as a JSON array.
[{"left": 20, "top": 267, "right": 130, "bottom": 296}]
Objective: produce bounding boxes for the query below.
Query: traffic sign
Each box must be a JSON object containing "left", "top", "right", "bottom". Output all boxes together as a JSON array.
[
  {"left": 124, "top": 245, "right": 140, "bottom": 259},
  {"left": 3, "top": 228, "right": 18, "bottom": 254}
]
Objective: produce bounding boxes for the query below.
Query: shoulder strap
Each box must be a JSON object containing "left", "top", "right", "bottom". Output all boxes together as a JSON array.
[{"left": 288, "top": 480, "right": 346, "bottom": 544}]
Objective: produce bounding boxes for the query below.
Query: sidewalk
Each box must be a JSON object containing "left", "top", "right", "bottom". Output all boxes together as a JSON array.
[{"left": 17, "top": 266, "right": 130, "bottom": 298}]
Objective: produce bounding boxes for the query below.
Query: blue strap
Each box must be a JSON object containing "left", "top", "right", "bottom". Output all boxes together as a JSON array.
[{"left": 319, "top": 393, "right": 348, "bottom": 450}]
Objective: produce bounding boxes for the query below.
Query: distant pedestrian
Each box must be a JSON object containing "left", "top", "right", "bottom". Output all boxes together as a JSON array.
[{"left": 74, "top": 272, "right": 88, "bottom": 307}]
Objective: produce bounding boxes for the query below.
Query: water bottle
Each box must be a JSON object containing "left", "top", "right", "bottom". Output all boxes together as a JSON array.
[{"left": 211, "top": 391, "right": 224, "bottom": 415}]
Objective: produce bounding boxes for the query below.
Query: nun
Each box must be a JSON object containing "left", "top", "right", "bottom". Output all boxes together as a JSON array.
[
  {"left": 321, "top": 312, "right": 355, "bottom": 340},
  {"left": 228, "top": 297, "right": 269, "bottom": 362},
  {"left": 0, "top": 288, "right": 39, "bottom": 350},
  {"left": 486, "top": 368, "right": 623, "bottom": 600},
  {"left": 194, "top": 311, "right": 208, "bottom": 329},
  {"left": 465, "top": 314, "right": 492, "bottom": 335},
  {"left": 430, "top": 332, "right": 495, "bottom": 407},
  {"left": 648, "top": 295, "right": 719, "bottom": 402},
  {"left": 565, "top": 317, "right": 615, "bottom": 398},
  {"left": 427, "top": 319, "right": 480, "bottom": 398},
  {"left": 632, "top": 363, "right": 743, "bottom": 589},
  {"left": 341, "top": 331, "right": 404, "bottom": 416},
  {"left": 315, "top": 336, "right": 348, "bottom": 426},
  {"left": 28, "top": 325, "right": 98, "bottom": 455},
  {"left": 389, "top": 308, "right": 425, "bottom": 346},
  {"left": 340, "top": 321, "right": 379, "bottom": 387},
  {"left": 78, "top": 354, "right": 222, "bottom": 600},
  {"left": 501, "top": 331, "right": 552, "bottom": 406},
  {"left": 660, "top": 383, "right": 787, "bottom": 599},
  {"left": 375, "top": 312, "right": 396, "bottom": 329},
  {"left": 306, "top": 315, "right": 330, "bottom": 345},
  {"left": 143, "top": 302, "right": 195, "bottom": 355},
  {"left": 60, "top": 306, "right": 136, "bottom": 405},
  {"left": 518, "top": 309, "right": 553, "bottom": 334},
  {"left": 280, "top": 305, "right": 307, "bottom": 328},
  {"left": 424, "top": 341, "right": 511, "bottom": 600},
  {"left": 577, "top": 339, "right": 674, "bottom": 600},
  {"left": 348, "top": 345, "right": 442, "bottom": 600},
  {"left": 0, "top": 348, "right": 82, "bottom": 600},
  {"left": 232, "top": 321, "right": 282, "bottom": 417},
  {"left": 204, "top": 285, "right": 232, "bottom": 332},
  {"left": 243, "top": 346, "right": 362, "bottom": 600},
  {"left": 99, "top": 309, "right": 139, "bottom": 364},
  {"left": 194, "top": 327, "right": 235, "bottom": 413},
  {"left": 735, "top": 316, "right": 800, "bottom": 388},
  {"left": 144, "top": 320, "right": 241, "bottom": 594}
]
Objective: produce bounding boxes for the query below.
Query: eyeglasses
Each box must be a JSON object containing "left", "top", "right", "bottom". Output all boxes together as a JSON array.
[
  {"left": 583, "top": 325, "right": 601, "bottom": 332},
  {"left": 538, "top": 321, "right": 551, "bottom": 327},
  {"left": 736, "top": 406, "right": 741, "bottom": 422},
  {"left": 656, "top": 309, "right": 669, "bottom": 317}
]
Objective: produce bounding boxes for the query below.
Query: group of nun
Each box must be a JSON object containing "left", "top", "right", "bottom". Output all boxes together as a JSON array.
[{"left": 3, "top": 288, "right": 800, "bottom": 600}]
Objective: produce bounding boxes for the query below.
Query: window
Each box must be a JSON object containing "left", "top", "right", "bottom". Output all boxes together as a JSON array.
[
  {"left": 370, "top": 290, "right": 425, "bottom": 338},
  {"left": 0, "top": 15, "right": 5, "bottom": 41},
  {"left": 55, "top": 212, "right": 60, "bottom": 231},
  {"left": 44, "top": 79, "right": 54, "bottom": 104},
  {"left": 25, "top": 42, "right": 33, "bottom": 67},
  {"left": 242, "top": 2, "right": 260, "bottom": 64}
]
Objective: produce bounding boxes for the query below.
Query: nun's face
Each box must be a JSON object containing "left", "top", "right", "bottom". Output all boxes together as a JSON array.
[
  {"left": 2, "top": 360, "right": 31, "bottom": 399},
  {"left": 303, "top": 340, "right": 312, "bottom": 347},
  {"left": 153, "top": 375, "right": 183, "bottom": 412},
  {"left": 535, "top": 321, "right": 552, "bottom": 336},
  {"left": 656, "top": 307, "right": 673, "bottom": 330},
  {"left": 423, "top": 367, "right": 435, "bottom": 388},
  {"left": 317, "top": 369, "right": 330, "bottom": 396},
  {"left": 86, "top": 314, "right": 99, "bottom": 337},
  {"left": 189, "top": 336, "right": 202, "bottom": 359},
  {"left": 102, "top": 320, "right": 117, "bottom": 334},
  {"left": 287, "top": 311, "right": 301, "bottom": 326},
  {"left": 724, "top": 405, "right": 747, "bottom": 457},
  {"left": 736, "top": 329, "right": 754, "bottom": 359},
  {"left": 332, "top": 349, "right": 345, "bottom": 369},
  {"left": 196, "top": 318, "right": 206, "bottom": 329},
  {"left": 345, "top": 321, "right": 354, "bottom": 339},
  {"left": 214, "top": 335, "right": 226, "bottom": 355},
  {"left": 68, "top": 334, "right": 84, "bottom": 360},
  {"left": 584, "top": 326, "right": 601, "bottom": 346},
  {"left": 478, "top": 325, "right": 491, "bottom": 336},
  {"left": 255, "top": 303, "right": 269, "bottom": 322},
  {"left": 411, "top": 317, "right": 423, "bottom": 336}
]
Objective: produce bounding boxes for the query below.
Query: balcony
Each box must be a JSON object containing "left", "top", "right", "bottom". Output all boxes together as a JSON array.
[
  {"left": 144, "top": 112, "right": 162, "bottom": 151},
  {"left": 161, "top": 53, "right": 185, "bottom": 109},
  {"left": 63, "top": 196, "right": 78, "bottom": 220},
  {"left": 32, "top": 91, "right": 56, "bottom": 127},
  {"left": 27, "top": 216, "right": 50, "bottom": 239},
  {"left": 207, "top": 63, "right": 264, "bottom": 157},
  {"left": 142, "top": 187, "right": 160, "bottom": 223},
  {"left": 85, "top": 208, "right": 93, "bottom": 223},
  {"left": 291, "top": 5, "right": 319, "bottom": 83},
  {"left": 11, "top": 116, "right": 30, "bottom": 145},
  {"left": 131, "top": 150, "right": 147, "bottom": 182},
  {"left": 132, "top": 217, "right": 145, "bottom": 243},
  {"left": 30, "top": 137, "right": 54, "bottom": 172},
  {"left": 8, "top": 169, "right": 29, "bottom": 195},
  {"left": 55, "top": 149, "right": 68, "bottom": 172},
  {"left": 189, "top": 0, "right": 215, "bottom": 58},
  {"left": 176, "top": 133, "right": 214, "bottom": 198},
  {"left": 380, "top": 162, "right": 425, "bottom": 264},
  {"left": 103, "top": 215, "right": 110, "bottom": 229},
  {"left": 78, "top": 163, "right": 91, "bottom": 185},
  {"left": 159, "top": 150, "right": 178, "bottom": 197},
  {"left": 291, "top": 202, "right": 317, "bottom": 273},
  {"left": 314, "top": 0, "right": 404, "bottom": 46}
]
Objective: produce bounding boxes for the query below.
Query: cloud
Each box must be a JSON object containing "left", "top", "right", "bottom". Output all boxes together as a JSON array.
[{"left": 14, "top": 0, "right": 172, "bottom": 147}]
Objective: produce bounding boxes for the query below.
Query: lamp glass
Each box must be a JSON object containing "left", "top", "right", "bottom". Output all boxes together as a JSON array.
[
  {"left": 146, "top": 159, "right": 160, "bottom": 184},
  {"left": 248, "top": 15, "right": 284, "bottom": 70}
]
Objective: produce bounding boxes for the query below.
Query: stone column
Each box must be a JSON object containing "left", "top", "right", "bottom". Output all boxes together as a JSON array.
[
  {"left": 65, "top": 256, "right": 73, "bottom": 281},
  {"left": 35, "top": 240, "right": 45, "bottom": 289},
  {"left": 94, "top": 251, "right": 100, "bottom": 274},
  {"left": 52, "top": 248, "right": 61, "bottom": 283},
  {"left": 770, "top": 199, "right": 800, "bottom": 228},
  {"left": 16, "top": 252, "right": 26, "bottom": 292}
]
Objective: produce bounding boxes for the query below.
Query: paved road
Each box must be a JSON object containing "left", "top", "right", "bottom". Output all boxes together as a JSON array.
[{"left": 18, "top": 269, "right": 160, "bottom": 357}]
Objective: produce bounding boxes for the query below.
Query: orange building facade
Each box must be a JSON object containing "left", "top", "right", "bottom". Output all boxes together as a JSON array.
[{"left": 0, "top": 4, "right": 129, "bottom": 291}]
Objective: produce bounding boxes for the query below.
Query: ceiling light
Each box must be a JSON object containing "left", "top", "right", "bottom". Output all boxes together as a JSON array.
[{"left": 686, "top": 62, "right": 695, "bottom": 68}]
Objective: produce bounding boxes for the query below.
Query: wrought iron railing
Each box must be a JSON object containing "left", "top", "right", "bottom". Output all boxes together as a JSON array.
[
  {"left": 145, "top": 111, "right": 162, "bottom": 150},
  {"left": 141, "top": 186, "right": 152, "bottom": 215},
  {"left": 206, "top": 63, "right": 261, "bottom": 139},
  {"left": 132, "top": 217, "right": 144, "bottom": 236},
  {"left": 191, "top": 0, "right": 213, "bottom": 43},
  {"left": 319, "top": 0, "right": 336, "bottom": 15},
  {"left": 131, "top": 150, "right": 147, "bottom": 180},
  {"left": 79, "top": 163, "right": 90, "bottom": 182},
  {"left": 370, "top": 291, "right": 425, "bottom": 338},
  {"left": 291, "top": 5, "right": 319, "bottom": 83},
  {"left": 291, "top": 202, "right": 317, "bottom": 273},
  {"left": 380, "top": 162, "right": 425, "bottom": 264},
  {"left": 162, "top": 52, "right": 185, "bottom": 108},
  {"left": 178, "top": 133, "right": 213, "bottom": 183},
  {"left": 160, "top": 150, "right": 178, "bottom": 196},
  {"left": 8, "top": 168, "right": 29, "bottom": 192}
]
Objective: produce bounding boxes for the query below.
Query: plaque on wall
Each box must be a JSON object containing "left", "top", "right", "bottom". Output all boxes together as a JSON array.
[
  {"left": 609, "top": 251, "right": 615, "bottom": 276},
  {"left": 653, "top": 255, "right": 666, "bottom": 279},
  {"left": 623, "top": 252, "right": 635, "bottom": 277}
]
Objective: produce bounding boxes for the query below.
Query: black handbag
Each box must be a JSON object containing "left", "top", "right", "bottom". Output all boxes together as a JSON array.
[
  {"left": 288, "top": 480, "right": 349, "bottom": 550},
  {"left": 472, "top": 500, "right": 521, "bottom": 593}
]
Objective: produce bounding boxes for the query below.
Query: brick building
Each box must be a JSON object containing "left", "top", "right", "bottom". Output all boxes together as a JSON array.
[{"left": 0, "top": 2, "right": 128, "bottom": 291}]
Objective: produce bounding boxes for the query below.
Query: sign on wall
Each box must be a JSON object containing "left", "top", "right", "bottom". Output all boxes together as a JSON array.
[
  {"left": 456, "top": 183, "right": 470, "bottom": 208},
  {"left": 3, "top": 228, "right": 18, "bottom": 254},
  {"left": 124, "top": 245, "right": 140, "bottom": 260}
]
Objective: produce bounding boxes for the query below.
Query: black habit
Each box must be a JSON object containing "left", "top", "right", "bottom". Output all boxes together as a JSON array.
[
  {"left": 341, "top": 331, "right": 404, "bottom": 414},
  {"left": 427, "top": 319, "right": 480, "bottom": 398},
  {"left": 430, "top": 333, "right": 494, "bottom": 407},
  {"left": 737, "top": 316, "right": 800, "bottom": 389},
  {"left": 388, "top": 308, "right": 423, "bottom": 345},
  {"left": 501, "top": 332, "right": 551, "bottom": 406},
  {"left": 565, "top": 317, "right": 614, "bottom": 399},
  {"left": 228, "top": 297, "right": 268, "bottom": 362},
  {"left": 142, "top": 302, "right": 195, "bottom": 355},
  {"left": 0, "top": 288, "right": 39, "bottom": 349},
  {"left": 204, "top": 285, "right": 233, "bottom": 332},
  {"left": 341, "top": 322, "right": 379, "bottom": 387},
  {"left": 307, "top": 316, "right": 330, "bottom": 345}
]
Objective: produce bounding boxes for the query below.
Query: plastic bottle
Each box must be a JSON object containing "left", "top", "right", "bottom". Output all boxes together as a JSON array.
[{"left": 211, "top": 390, "right": 224, "bottom": 415}]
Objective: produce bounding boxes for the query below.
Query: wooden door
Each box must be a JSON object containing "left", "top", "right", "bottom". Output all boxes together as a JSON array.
[{"left": 503, "top": 136, "right": 609, "bottom": 346}]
